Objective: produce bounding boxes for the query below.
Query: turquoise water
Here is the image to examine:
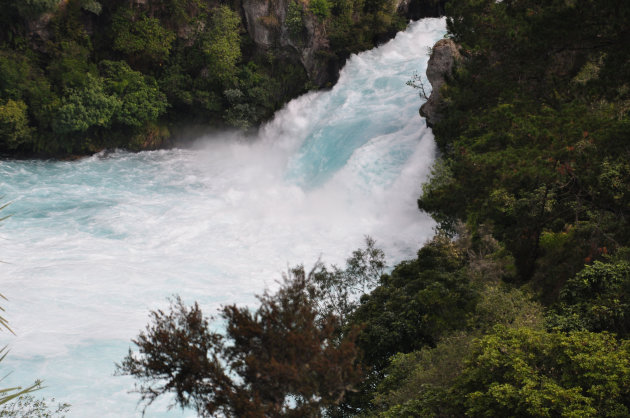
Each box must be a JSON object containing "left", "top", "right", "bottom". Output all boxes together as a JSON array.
[{"left": 0, "top": 19, "right": 445, "bottom": 417}]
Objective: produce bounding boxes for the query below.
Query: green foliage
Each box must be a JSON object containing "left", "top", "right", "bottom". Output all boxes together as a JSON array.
[
  {"left": 198, "top": 6, "right": 241, "bottom": 85},
  {"left": 46, "top": 40, "right": 93, "bottom": 90},
  {"left": 0, "top": 0, "right": 58, "bottom": 31},
  {"left": 100, "top": 60, "right": 167, "bottom": 128},
  {"left": 0, "top": 51, "right": 31, "bottom": 100},
  {"left": 0, "top": 100, "right": 33, "bottom": 149},
  {"left": 467, "top": 285, "right": 543, "bottom": 333},
  {"left": 286, "top": 1, "right": 305, "bottom": 41},
  {"left": 80, "top": 0, "right": 101, "bottom": 15},
  {"left": 15, "top": 0, "right": 58, "bottom": 18},
  {"left": 372, "top": 3, "right": 630, "bottom": 417},
  {"left": 326, "top": 0, "right": 406, "bottom": 61},
  {"left": 350, "top": 235, "right": 478, "bottom": 373},
  {"left": 326, "top": 1, "right": 630, "bottom": 414},
  {"left": 420, "top": 0, "right": 630, "bottom": 288},
  {"left": 309, "top": 0, "right": 331, "bottom": 21},
  {"left": 358, "top": 272, "right": 542, "bottom": 417},
  {"left": 0, "top": 0, "right": 409, "bottom": 154},
  {"left": 371, "top": 327, "right": 630, "bottom": 418},
  {"left": 371, "top": 333, "right": 471, "bottom": 417},
  {"left": 51, "top": 74, "right": 118, "bottom": 135},
  {"left": 547, "top": 259, "right": 630, "bottom": 336},
  {"left": 459, "top": 327, "right": 630, "bottom": 417},
  {"left": 112, "top": 8, "right": 175, "bottom": 65},
  {"left": 222, "top": 59, "right": 308, "bottom": 128},
  {"left": 310, "top": 236, "right": 385, "bottom": 324},
  {"left": 0, "top": 50, "right": 55, "bottom": 133},
  {"left": 223, "top": 88, "right": 257, "bottom": 129},
  {"left": 40, "top": 59, "right": 168, "bottom": 152}
]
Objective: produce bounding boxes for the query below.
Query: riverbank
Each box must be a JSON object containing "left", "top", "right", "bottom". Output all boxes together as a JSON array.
[{"left": 0, "top": 0, "right": 445, "bottom": 158}]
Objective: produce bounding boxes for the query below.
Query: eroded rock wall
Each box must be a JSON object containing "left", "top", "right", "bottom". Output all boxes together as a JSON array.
[{"left": 420, "top": 38, "right": 460, "bottom": 128}]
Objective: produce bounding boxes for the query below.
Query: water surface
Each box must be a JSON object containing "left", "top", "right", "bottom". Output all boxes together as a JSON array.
[{"left": 0, "top": 18, "right": 446, "bottom": 416}]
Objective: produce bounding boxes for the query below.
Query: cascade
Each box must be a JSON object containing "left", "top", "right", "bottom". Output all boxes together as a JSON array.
[{"left": 0, "top": 18, "right": 446, "bottom": 416}]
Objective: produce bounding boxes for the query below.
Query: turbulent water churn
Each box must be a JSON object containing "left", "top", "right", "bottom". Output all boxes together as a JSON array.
[{"left": 0, "top": 18, "right": 446, "bottom": 417}]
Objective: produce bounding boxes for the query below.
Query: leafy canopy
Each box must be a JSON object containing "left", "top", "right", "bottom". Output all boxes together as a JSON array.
[{"left": 118, "top": 269, "right": 364, "bottom": 416}]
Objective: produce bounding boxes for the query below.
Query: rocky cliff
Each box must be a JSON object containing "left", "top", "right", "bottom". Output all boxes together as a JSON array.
[
  {"left": 241, "top": 0, "right": 335, "bottom": 86},
  {"left": 241, "top": 0, "right": 448, "bottom": 87},
  {"left": 420, "top": 38, "right": 460, "bottom": 128}
]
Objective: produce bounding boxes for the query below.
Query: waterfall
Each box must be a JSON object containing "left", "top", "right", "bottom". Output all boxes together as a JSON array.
[{"left": 0, "top": 18, "right": 446, "bottom": 417}]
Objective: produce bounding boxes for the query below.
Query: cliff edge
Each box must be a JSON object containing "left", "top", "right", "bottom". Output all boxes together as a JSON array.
[{"left": 420, "top": 38, "right": 460, "bottom": 128}]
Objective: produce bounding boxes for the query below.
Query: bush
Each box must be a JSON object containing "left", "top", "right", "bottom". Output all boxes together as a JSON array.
[
  {"left": 309, "top": 0, "right": 331, "bottom": 21},
  {"left": 547, "top": 259, "right": 630, "bottom": 336},
  {"left": 51, "top": 74, "right": 118, "bottom": 134},
  {"left": 112, "top": 8, "right": 175, "bottom": 65},
  {"left": 458, "top": 327, "right": 630, "bottom": 417},
  {"left": 0, "top": 99, "right": 33, "bottom": 149},
  {"left": 100, "top": 60, "right": 167, "bottom": 128},
  {"left": 117, "top": 270, "right": 363, "bottom": 416}
]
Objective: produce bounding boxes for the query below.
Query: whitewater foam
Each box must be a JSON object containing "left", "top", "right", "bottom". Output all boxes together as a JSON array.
[{"left": 0, "top": 18, "right": 446, "bottom": 416}]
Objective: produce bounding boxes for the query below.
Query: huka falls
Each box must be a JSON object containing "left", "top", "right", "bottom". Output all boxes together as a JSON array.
[
  {"left": 1, "top": 18, "right": 446, "bottom": 417},
  {"left": 3, "top": 0, "right": 630, "bottom": 415}
]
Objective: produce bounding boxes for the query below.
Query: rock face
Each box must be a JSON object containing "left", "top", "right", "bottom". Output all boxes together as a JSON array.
[
  {"left": 242, "top": 0, "right": 288, "bottom": 49},
  {"left": 290, "top": 11, "right": 334, "bottom": 87},
  {"left": 240, "top": 0, "right": 447, "bottom": 87},
  {"left": 241, "top": 0, "right": 337, "bottom": 87},
  {"left": 420, "top": 38, "right": 461, "bottom": 128}
]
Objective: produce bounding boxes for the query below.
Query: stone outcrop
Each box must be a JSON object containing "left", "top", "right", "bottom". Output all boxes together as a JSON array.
[
  {"left": 420, "top": 38, "right": 461, "bottom": 128},
  {"left": 242, "top": 0, "right": 288, "bottom": 48},
  {"left": 241, "top": 0, "right": 337, "bottom": 87},
  {"left": 240, "top": 0, "right": 447, "bottom": 88},
  {"left": 288, "top": 10, "right": 334, "bottom": 87}
]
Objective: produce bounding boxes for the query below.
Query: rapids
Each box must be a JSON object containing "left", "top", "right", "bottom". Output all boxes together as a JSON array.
[{"left": 0, "top": 18, "right": 446, "bottom": 416}]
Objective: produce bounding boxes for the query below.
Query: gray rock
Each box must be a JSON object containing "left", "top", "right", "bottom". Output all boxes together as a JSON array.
[
  {"left": 241, "top": 0, "right": 336, "bottom": 86},
  {"left": 242, "top": 0, "right": 287, "bottom": 48},
  {"left": 420, "top": 38, "right": 461, "bottom": 128}
]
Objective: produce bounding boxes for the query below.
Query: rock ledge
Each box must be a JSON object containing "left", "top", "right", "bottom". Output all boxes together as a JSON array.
[{"left": 420, "top": 38, "right": 461, "bottom": 128}]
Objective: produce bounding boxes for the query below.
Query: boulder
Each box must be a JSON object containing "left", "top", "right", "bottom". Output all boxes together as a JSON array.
[{"left": 420, "top": 38, "right": 461, "bottom": 128}]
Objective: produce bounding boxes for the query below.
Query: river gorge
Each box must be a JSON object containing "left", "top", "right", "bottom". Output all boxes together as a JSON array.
[{"left": 0, "top": 18, "right": 445, "bottom": 416}]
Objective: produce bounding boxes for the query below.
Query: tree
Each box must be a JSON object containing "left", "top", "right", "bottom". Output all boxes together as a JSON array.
[
  {"left": 112, "top": 8, "right": 175, "bottom": 66},
  {"left": 370, "top": 327, "right": 630, "bottom": 418},
  {"left": 51, "top": 74, "right": 119, "bottom": 135},
  {"left": 100, "top": 60, "right": 167, "bottom": 128},
  {"left": 419, "top": 0, "right": 630, "bottom": 288},
  {"left": 547, "top": 258, "right": 630, "bottom": 336},
  {"left": 198, "top": 6, "right": 241, "bottom": 85},
  {"left": 118, "top": 267, "right": 364, "bottom": 416},
  {"left": 0, "top": 100, "right": 33, "bottom": 149},
  {"left": 457, "top": 327, "right": 630, "bottom": 417},
  {"left": 309, "top": 0, "right": 331, "bottom": 21},
  {"left": 349, "top": 235, "right": 478, "bottom": 373},
  {"left": 332, "top": 235, "right": 479, "bottom": 415}
]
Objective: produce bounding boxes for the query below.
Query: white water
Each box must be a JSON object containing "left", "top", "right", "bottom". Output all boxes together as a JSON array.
[{"left": 0, "top": 18, "right": 445, "bottom": 417}]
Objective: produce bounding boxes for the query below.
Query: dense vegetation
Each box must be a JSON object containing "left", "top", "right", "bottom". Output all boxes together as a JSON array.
[
  {"left": 352, "top": 0, "right": 630, "bottom": 415},
  {"left": 0, "top": 0, "right": 433, "bottom": 157},
  {"left": 118, "top": 241, "right": 385, "bottom": 416},
  {"left": 119, "top": 0, "right": 630, "bottom": 416}
]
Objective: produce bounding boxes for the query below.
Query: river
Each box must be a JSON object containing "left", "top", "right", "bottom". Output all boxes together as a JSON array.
[{"left": 0, "top": 18, "right": 445, "bottom": 417}]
